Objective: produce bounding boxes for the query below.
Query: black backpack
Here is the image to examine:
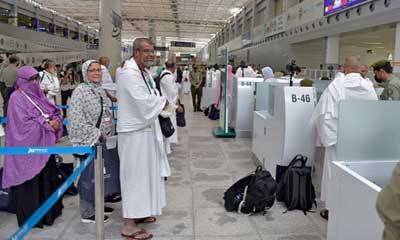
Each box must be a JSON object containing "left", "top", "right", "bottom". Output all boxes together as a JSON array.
[
  {"left": 276, "top": 154, "right": 317, "bottom": 215},
  {"left": 154, "top": 72, "right": 171, "bottom": 92},
  {"left": 224, "top": 166, "right": 276, "bottom": 214}
]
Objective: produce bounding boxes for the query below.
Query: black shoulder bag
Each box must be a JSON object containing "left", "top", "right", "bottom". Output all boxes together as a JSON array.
[{"left": 141, "top": 71, "right": 175, "bottom": 138}]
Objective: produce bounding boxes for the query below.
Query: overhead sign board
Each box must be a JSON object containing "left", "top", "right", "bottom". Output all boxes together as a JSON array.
[
  {"left": 154, "top": 46, "right": 169, "bottom": 51},
  {"left": 171, "top": 41, "right": 196, "bottom": 48},
  {"left": 264, "top": 13, "right": 287, "bottom": 37}
]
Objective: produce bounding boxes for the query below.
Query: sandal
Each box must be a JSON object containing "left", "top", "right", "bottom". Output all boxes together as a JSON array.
[
  {"left": 121, "top": 229, "right": 153, "bottom": 240},
  {"left": 320, "top": 209, "right": 329, "bottom": 220},
  {"left": 135, "top": 217, "right": 157, "bottom": 224}
]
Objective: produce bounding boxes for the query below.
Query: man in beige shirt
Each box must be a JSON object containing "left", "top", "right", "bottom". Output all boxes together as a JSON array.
[
  {"left": 189, "top": 65, "right": 203, "bottom": 112},
  {"left": 0, "top": 55, "right": 19, "bottom": 116}
]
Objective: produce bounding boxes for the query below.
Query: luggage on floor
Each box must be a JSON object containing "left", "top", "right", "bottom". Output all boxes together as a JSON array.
[
  {"left": 224, "top": 166, "right": 276, "bottom": 214},
  {"left": 276, "top": 154, "right": 317, "bottom": 215},
  {"left": 176, "top": 103, "right": 186, "bottom": 127},
  {"left": 77, "top": 146, "right": 121, "bottom": 202},
  {"left": 208, "top": 104, "right": 219, "bottom": 120}
]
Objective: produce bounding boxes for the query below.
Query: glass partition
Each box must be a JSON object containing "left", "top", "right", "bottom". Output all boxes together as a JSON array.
[{"left": 337, "top": 101, "right": 400, "bottom": 162}]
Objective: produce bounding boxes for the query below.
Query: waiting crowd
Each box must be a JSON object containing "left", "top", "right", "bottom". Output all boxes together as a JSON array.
[{"left": 0, "top": 39, "right": 400, "bottom": 240}]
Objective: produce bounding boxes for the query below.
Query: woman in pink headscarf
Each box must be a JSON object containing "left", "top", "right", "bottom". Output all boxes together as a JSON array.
[
  {"left": 214, "top": 65, "right": 234, "bottom": 110},
  {"left": 2, "top": 66, "right": 63, "bottom": 227}
]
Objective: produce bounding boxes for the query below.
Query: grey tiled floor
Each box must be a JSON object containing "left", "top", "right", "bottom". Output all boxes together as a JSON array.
[{"left": 0, "top": 94, "right": 327, "bottom": 240}]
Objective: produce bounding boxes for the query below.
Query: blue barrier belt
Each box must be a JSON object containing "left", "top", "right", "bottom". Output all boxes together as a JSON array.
[
  {"left": 0, "top": 146, "right": 93, "bottom": 155},
  {"left": 56, "top": 105, "right": 69, "bottom": 109},
  {"left": 10, "top": 149, "right": 96, "bottom": 240}
]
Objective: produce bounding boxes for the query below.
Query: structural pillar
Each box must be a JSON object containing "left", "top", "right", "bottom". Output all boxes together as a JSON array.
[
  {"left": 394, "top": 22, "right": 400, "bottom": 74},
  {"left": 99, "top": 0, "right": 122, "bottom": 77},
  {"left": 8, "top": 0, "right": 18, "bottom": 26},
  {"left": 160, "top": 36, "right": 167, "bottom": 64},
  {"left": 325, "top": 36, "right": 340, "bottom": 67},
  {"left": 34, "top": 6, "right": 39, "bottom": 31}
]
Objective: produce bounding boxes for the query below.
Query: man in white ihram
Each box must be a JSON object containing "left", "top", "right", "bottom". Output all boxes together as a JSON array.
[
  {"left": 117, "top": 38, "right": 172, "bottom": 240},
  {"left": 159, "top": 61, "right": 179, "bottom": 154},
  {"left": 310, "top": 56, "right": 378, "bottom": 221}
]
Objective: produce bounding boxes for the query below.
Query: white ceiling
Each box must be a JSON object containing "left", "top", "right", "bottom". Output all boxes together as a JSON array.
[{"left": 34, "top": 0, "right": 247, "bottom": 51}]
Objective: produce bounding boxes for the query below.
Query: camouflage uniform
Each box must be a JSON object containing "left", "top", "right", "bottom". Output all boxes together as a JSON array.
[{"left": 376, "top": 162, "right": 400, "bottom": 240}]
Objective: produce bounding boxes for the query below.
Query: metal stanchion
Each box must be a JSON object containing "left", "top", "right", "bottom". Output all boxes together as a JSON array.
[{"left": 95, "top": 144, "right": 105, "bottom": 240}]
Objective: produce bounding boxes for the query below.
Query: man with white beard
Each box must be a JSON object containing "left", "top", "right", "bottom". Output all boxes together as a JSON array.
[
  {"left": 117, "top": 38, "right": 172, "bottom": 239},
  {"left": 310, "top": 56, "right": 378, "bottom": 221}
]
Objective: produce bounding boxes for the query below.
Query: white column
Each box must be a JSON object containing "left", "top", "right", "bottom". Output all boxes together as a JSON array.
[
  {"left": 34, "top": 6, "right": 39, "bottom": 31},
  {"left": 8, "top": 0, "right": 18, "bottom": 26},
  {"left": 99, "top": 0, "right": 122, "bottom": 77},
  {"left": 394, "top": 22, "right": 400, "bottom": 74},
  {"left": 325, "top": 36, "right": 340, "bottom": 65},
  {"left": 160, "top": 36, "right": 167, "bottom": 64}
]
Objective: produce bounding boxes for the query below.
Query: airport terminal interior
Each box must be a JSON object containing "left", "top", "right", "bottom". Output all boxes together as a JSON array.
[{"left": 0, "top": 0, "right": 400, "bottom": 239}]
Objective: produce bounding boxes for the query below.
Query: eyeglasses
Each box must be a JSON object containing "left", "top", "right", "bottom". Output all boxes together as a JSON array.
[
  {"left": 88, "top": 68, "right": 102, "bottom": 73},
  {"left": 139, "top": 49, "right": 154, "bottom": 54}
]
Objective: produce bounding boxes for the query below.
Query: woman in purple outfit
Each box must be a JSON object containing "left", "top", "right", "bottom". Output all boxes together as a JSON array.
[{"left": 1, "top": 66, "right": 63, "bottom": 227}]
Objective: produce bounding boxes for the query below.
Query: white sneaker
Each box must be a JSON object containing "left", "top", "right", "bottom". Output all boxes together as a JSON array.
[{"left": 81, "top": 215, "right": 109, "bottom": 223}]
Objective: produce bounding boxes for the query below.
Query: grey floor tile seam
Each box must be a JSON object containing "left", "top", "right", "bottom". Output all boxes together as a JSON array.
[
  {"left": 187, "top": 124, "right": 197, "bottom": 240},
  {"left": 306, "top": 213, "right": 327, "bottom": 238},
  {"left": 55, "top": 210, "right": 80, "bottom": 240},
  {"left": 248, "top": 215, "right": 265, "bottom": 240}
]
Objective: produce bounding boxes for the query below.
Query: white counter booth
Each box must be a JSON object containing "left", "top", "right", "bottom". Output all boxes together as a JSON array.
[
  {"left": 231, "top": 77, "right": 305, "bottom": 138},
  {"left": 252, "top": 82, "right": 316, "bottom": 178},
  {"left": 231, "top": 77, "right": 264, "bottom": 137},
  {"left": 328, "top": 101, "right": 400, "bottom": 240}
]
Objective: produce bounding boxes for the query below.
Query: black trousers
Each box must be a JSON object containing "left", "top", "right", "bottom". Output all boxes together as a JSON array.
[
  {"left": 12, "top": 155, "right": 63, "bottom": 227},
  {"left": 61, "top": 90, "right": 72, "bottom": 117},
  {"left": 191, "top": 86, "right": 203, "bottom": 111},
  {"left": 3, "top": 87, "right": 14, "bottom": 116}
]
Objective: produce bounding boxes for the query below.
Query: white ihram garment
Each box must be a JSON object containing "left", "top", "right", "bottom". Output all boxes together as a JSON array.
[
  {"left": 182, "top": 70, "right": 191, "bottom": 94},
  {"left": 117, "top": 58, "right": 171, "bottom": 218},
  {"left": 39, "top": 71, "right": 60, "bottom": 104},
  {"left": 160, "top": 70, "right": 178, "bottom": 149},
  {"left": 310, "top": 73, "right": 378, "bottom": 209}
]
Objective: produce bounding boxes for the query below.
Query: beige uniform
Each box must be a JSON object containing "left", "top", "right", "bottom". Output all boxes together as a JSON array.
[{"left": 376, "top": 162, "right": 400, "bottom": 240}]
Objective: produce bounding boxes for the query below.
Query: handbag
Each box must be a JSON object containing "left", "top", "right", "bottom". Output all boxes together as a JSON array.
[
  {"left": 143, "top": 71, "right": 175, "bottom": 138},
  {"left": 176, "top": 102, "right": 186, "bottom": 127}
]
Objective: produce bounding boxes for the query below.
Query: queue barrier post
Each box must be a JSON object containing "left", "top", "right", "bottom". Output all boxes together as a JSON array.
[
  {"left": 0, "top": 146, "right": 105, "bottom": 240},
  {"left": 95, "top": 144, "right": 105, "bottom": 240}
]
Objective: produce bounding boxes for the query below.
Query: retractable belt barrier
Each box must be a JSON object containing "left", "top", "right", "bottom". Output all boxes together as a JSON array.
[{"left": 0, "top": 146, "right": 105, "bottom": 240}]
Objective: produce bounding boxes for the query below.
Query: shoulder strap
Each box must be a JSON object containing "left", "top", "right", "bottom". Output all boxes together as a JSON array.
[
  {"left": 40, "top": 72, "right": 46, "bottom": 83},
  {"left": 87, "top": 87, "right": 103, "bottom": 129},
  {"left": 19, "top": 89, "right": 49, "bottom": 119},
  {"left": 140, "top": 70, "right": 153, "bottom": 95},
  {"left": 155, "top": 72, "right": 171, "bottom": 96}
]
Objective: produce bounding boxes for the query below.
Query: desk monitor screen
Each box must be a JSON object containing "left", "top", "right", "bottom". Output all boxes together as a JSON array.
[{"left": 324, "top": 0, "right": 371, "bottom": 16}]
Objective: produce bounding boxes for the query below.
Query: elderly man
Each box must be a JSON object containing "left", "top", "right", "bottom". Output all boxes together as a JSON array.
[
  {"left": 39, "top": 60, "right": 60, "bottom": 104},
  {"left": 310, "top": 56, "right": 378, "bottom": 220},
  {"left": 372, "top": 60, "right": 400, "bottom": 100},
  {"left": 117, "top": 38, "right": 171, "bottom": 239}
]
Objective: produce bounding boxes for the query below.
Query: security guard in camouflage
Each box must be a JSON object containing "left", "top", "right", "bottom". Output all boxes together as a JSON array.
[
  {"left": 372, "top": 60, "right": 400, "bottom": 100},
  {"left": 376, "top": 162, "right": 400, "bottom": 240}
]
